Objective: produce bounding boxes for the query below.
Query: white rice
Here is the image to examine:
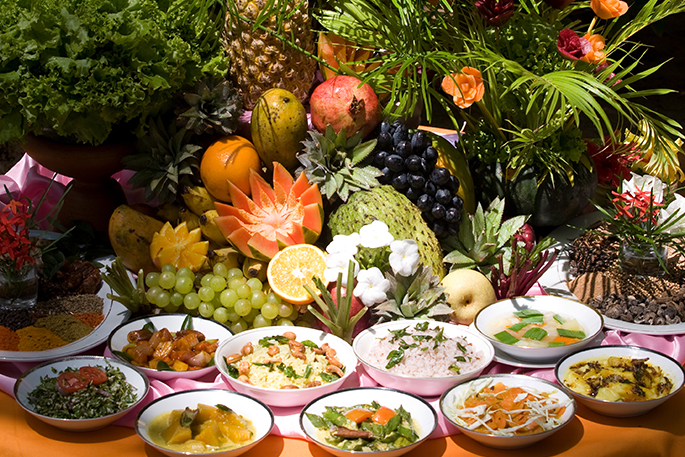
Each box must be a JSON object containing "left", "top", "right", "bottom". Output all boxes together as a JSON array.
[{"left": 364, "top": 324, "right": 486, "bottom": 377}]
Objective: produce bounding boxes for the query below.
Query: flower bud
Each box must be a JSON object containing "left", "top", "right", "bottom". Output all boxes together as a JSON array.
[{"left": 557, "top": 29, "right": 592, "bottom": 61}]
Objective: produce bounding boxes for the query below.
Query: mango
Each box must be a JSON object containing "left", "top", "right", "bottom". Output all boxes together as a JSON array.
[
  {"left": 250, "top": 88, "right": 308, "bottom": 171},
  {"left": 108, "top": 204, "right": 164, "bottom": 276}
]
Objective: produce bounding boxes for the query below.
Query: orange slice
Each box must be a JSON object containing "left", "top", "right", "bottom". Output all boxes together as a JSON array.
[
  {"left": 266, "top": 244, "right": 328, "bottom": 305},
  {"left": 149, "top": 221, "right": 209, "bottom": 271}
]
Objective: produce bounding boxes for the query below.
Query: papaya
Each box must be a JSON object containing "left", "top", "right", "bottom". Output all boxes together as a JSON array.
[
  {"left": 108, "top": 204, "right": 165, "bottom": 275},
  {"left": 430, "top": 132, "right": 477, "bottom": 214}
]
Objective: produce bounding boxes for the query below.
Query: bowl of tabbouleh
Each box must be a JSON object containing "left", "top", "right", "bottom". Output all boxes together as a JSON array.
[{"left": 14, "top": 355, "right": 149, "bottom": 431}]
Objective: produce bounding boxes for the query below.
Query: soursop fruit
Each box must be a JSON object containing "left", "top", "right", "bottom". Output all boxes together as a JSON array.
[{"left": 327, "top": 185, "right": 445, "bottom": 278}]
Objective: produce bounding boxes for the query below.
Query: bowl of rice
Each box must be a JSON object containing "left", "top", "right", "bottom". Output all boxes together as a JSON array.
[
  {"left": 215, "top": 326, "right": 357, "bottom": 408},
  {"left": 353, "top": 320, "right": 495, "bottom": 397},
  {"left": 440, "top": 374, "right": 576, "bottom": 448}
]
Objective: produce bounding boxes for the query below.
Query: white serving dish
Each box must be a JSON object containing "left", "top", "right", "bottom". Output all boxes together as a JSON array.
[
  {"left": 135, "top": 388, "right": 273, "bottom": 457},
  {"left": 107, "top": 313, "right": 233, "bottom": 381},
  {"left": 0, "top": 256, "right": 130, "bottom": 362},
  {"left": 353, "top": 320, "right": 494, "bottom": 397},
  {"left": 555, "top": 345, "right": 685, "bottom": 417},
  {"left": 215, "top": 326, "right": 357, "bottom": 408},
  {"left": 14, "top": 355, "right": 149, "bottom": 431},
  {"left": 473, "top": 295, "right": 604, "bottom": 363},
  {"left": 440, "top": 373, "right": 576, "bottom": 449},
  {"left": 300, "top": 386, "right": 437, "bottom": 457}
]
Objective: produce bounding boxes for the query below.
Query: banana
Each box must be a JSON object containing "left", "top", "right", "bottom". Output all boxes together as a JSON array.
[
  {"left": 180, "top": 185, "right": 216, "bottom": 216},
  {"left": 208, "top": 246, "right": 243, "bottom": 271},
  {"left": 200, "top": 209, "right": 229, "bottom": 246},
  {"left": 179, "top": 205, "right": 201, "bottom": 231},
  {"left": 155, "top": 202, "right": 181, "bottom": 224},
  {"left": 243, "top": 257, "right": 268, "bottom": 282}
]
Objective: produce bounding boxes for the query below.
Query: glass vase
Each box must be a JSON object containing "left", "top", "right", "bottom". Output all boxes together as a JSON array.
[
  {"left": 0, "top": 262, "right": 39, "bottom": 310},
  {"left": 618, "top": 242, "right": 668, "bottom": 278}
]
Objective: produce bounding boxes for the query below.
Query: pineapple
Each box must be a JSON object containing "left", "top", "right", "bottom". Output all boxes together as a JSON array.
[
  {"left": 298, "top": 125, "right": 381, "bottom": 204},
  {"left": 176, "top": 77, "right": 243, "bottom": 137},
  {"left": 372, "top": 265, "right": 453, "bottom": 322},
  {"left": 223, "top": 0, "right": 317, "bottom": 110},
  {"left": 123, "top": 118, "right": 203, "bottom": 205}
]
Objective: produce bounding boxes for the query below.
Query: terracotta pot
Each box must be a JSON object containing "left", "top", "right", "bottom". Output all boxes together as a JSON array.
[{"left": 22, "top": 133, "right": 133, "bottom": 235}]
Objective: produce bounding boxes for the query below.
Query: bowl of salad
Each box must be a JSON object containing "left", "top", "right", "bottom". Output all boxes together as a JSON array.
[
  {"left": 473, "top": 295, "right": 603, "bottom": 363},
  {"left": 299, "top": 386, "right": 437, "bottom": 457},
  {"left": 13, "top": 355, "right": 149, "bottom": 431},
  {"left": 107, "top": 313, "right": 232, "bottom": 381},
  {"left": 440, "top": 373, "right": 576, "bottom": 448},
  {"left": 135, "top": 388, "right": 274, "bottom": 457}
]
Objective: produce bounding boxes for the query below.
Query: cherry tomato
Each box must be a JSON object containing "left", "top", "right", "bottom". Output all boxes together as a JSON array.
[
  {"left": 79, "top": 366, "right": 108, "bottom": 385},
  {"left": 56, "top": 372, "right": 88, "bottom": 394}
]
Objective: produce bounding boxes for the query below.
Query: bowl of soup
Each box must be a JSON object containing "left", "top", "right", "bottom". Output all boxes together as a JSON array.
[{"left": 473, "top": 295, "right": 603, "bottom": 363}]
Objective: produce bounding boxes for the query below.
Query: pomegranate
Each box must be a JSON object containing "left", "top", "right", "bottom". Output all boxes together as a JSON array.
[
  {"left": 514, "top": 223, "right": 536, "bottom": 252},
  {"left": 309, "top": 75, "right": 381, "bottom": 139}
]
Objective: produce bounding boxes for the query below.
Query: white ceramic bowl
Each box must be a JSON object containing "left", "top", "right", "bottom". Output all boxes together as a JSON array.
[
  {"left": 14, "top": 355, "right": 149, "bottom": 431},
  {"left": 555, "top": 345, "right": 685, "bottom": 417},
  {"left": 215, "top": 326, "right": 357, "bottom": 408},
  {"left": 353, "top": 320, "right": 495, "bottom": 397},
  {"left": 300, "top": 387, "right": 438, "bottom": 457},
  {"left": 107, "top": 313, "right": 233, "bottom": 381},
  {"left": 440, "top": 373, "right": 576, "bottom": 449},
  {"left": 135, "top": 388, "right": 274, "bottom": 457},
  {"left": 473, "top": 295, "right": 603, "bottom": 363}
]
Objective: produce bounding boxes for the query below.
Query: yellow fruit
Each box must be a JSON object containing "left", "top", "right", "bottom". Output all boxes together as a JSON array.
[
  {"left": 180, "top": 185, "right": 217, "bottom": 216},
  {"left": 441, "top": 269, "right": 497, "bottom": 325},
  {"left": 243, "top": 257, "right": 268, "bottom": 282},
  {"left": 266, "top": 244, "right": 327, "bottom": 305},
  {"left": 109, "top": 204, "right": 164, "bottom": 276},
  {"left": 149, "top": 221, "right": 209, "bottom": 272},
  {"left": 251, "top": 88, "right": 308, "bottom": 171},
  {"left": 430, "top": 131, "right": 477, "bottom": 214},
  {"left": 200, "top": 136, "right": 262, "bottom": 202}
]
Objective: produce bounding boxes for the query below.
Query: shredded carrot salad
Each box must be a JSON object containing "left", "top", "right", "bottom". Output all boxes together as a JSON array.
[{"left": 447, "top": 380, "right": 571, "bottom": 436}]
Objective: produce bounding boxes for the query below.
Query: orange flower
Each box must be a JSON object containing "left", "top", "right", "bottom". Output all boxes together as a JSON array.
[
  {"left": 591, "top": 0, "right": 628, "bottom": 20},
  {"left": 441, "top": 67, "right": 485, "bottom": 109},
  {"left": 580, "top": 33, "right": 606, "bottom": 64}
]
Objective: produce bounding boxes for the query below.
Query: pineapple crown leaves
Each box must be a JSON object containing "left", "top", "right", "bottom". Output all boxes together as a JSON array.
[
  {"left": 176, "top": 77, "right": 243, "bottom": 137},
  {"left": 298, "top": 125, "right": 381, "bottom": 203},
  {"left": 304, "top": 260, "right": 367, "bottom": 344},
  {"left": 124, "top": 117, "right": 202, "bottom": 205},
  {"left": 373, "top": 265, "right": 452, "bottom": 322},
  {"left": 443, "top": 197, "right": 528, "bottom": 275}
]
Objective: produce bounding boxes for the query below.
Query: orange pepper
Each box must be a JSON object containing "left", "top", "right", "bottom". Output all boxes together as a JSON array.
[
  {"left": 344, "top": 408, "right": 374, "bottom": 424},
  {"left": 371, "top": 406, "right": 396, "bottom": 425}
]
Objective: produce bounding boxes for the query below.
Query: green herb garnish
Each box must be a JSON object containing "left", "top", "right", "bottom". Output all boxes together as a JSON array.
[
  {"left": 520, "top": 315, "right": 544, "bottom": 325},
  {"left": 522, "top": 328, "right": 548, "bottom": 341},
  {"left": 557, "top": 329, "right": 586, "bottom": 339},
  {"left": 388, "top": 327, "right": 410, "bottom": 343},
  {"left": 180, "top": 314, "right": 194, "bottom": 331},
  {"left": 258, "top": 335, "right": 290, "bottom": 347},
  {"left": 514, "top": 309, "right": 543, "bottom": 318},
  {"left": 225, "top": 362, "right": 239, "bottom": 379},
  {"left": 277, "top": 363, "right": 299, "bottom": 379},
  {"left": 386, "top": 348, "right": 405, "bottom": 369},
  {"left": 457, "top": 342, "right": 468, "bottom": 353},
  {"left": 216, "top": 404, "right": 233, "bottom": 412},
  {"left": 414, "top": 321, "right": 429, "bottom": 331},
  {"left": 494, "top": 331, "right": 520, "bottom": 345},
  {"left": 553, "top": 314, "right": 565, "bottom": 325},
  {"left": 507, "top": 322, "right": 528, "bottom": 332},
  {"left": 301, "top": 340, "right": 319, "bottom": 349}
]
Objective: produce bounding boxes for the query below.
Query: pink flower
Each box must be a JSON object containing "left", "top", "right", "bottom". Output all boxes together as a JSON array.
[
  {"left": 475, "top": 0, "right": 515, "bottom": 27},
  {"left": 557, "top": 29, "right": 592, "bottom": 61}
]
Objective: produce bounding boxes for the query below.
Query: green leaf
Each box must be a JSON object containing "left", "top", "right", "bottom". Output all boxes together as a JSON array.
[
  {"left": 522, "top": 327, "right": 548, "bottom": 341},
  {"left": 557, "top": 329, "right": 586, "bottom": 339},
  {"left": 494, "top": 331, "right": 519, "bottom": 345}
]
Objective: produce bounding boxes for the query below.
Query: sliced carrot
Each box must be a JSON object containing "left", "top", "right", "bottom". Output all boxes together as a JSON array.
[
  {"left": 344, "top": 408, "right": 374, "bottom": 424},
  {"left": 552, "top": 336, "right": 580, "bottom": 345},
  {"left": 371, "top": 406, "right": 396, "bottom": 425},
  {"left": 490, "top": 410, "right": 508, "bottom": 430}
]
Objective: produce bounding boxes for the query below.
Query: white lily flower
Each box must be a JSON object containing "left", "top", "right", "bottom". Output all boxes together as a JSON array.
[
  {"left": 622, "top": 172, "right": 666, "bottom": 203},
  {"left": 389, "top": 239, "right": 420, "bottom": 276},
  {"left": 659, "top": 193, "right": 685, "bottom": 233},
  {"left": 353, "top": 267, "right": 390, "bottom": 306},
  {"left": 324, "top": 252, "right": 359, "bottom": 284},
  {"left": 359, "top": 220, "right": 394, "bottom": 248},
  {"left": 326, "top": 233, "right": 361, "bottom": 256}
]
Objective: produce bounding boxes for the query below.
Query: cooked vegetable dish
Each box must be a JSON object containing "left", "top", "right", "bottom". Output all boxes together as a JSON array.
[
  {"left": 27, "top": 365, "right": 137, "bottom": 419},
  {"left": 147, "top": 403, "right": 255, "bottom": 453},
  {"left": 445, "top": 380, "right": 571, "bottom": 436},
  {"left": 489, "top": 309, "right": 587, "bottom": 347},
  {"left": 305, "top": 402, "right": 420, "bottom": 451},
  {"left": 562, "top": 355, "right": 674, "bottom": 401}
]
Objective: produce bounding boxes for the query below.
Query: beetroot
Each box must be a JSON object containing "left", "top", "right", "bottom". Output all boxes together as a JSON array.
[
  {"left": 309, "top": 75, "right": 381, "bottom": 139},
  {"left": 314, "top": 283, "right": 370, "bottom": 338}
]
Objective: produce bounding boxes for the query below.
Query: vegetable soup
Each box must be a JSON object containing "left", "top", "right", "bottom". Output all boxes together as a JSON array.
[{"left": 487, "top": 309, "right": 586, "bottom": 348}]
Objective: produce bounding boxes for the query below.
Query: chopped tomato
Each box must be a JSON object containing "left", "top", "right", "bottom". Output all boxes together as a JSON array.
[
  {"left": 344, "top": 408, "right": 374, "bottom": 424},
  {"left": 56, "top": 372, "right": 88, "bottom": 394},
  {"left": 79, "top": 366, "right": 108, "bottom": 385},
  {"left": 371, "top": 406, "right": 396, "bottom": 425}
]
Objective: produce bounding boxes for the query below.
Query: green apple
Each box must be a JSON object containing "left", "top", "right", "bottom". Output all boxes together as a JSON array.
[{"left": 441, "top": 268, "right": 497, "bottom": 325}]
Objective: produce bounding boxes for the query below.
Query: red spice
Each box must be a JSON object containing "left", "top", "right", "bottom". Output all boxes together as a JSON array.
[
  {"left": 0, "top": 325, "right": 20, "bottom": 351},
  {"left": 73, "top": 312, "right": 104, "bottom": 329}
]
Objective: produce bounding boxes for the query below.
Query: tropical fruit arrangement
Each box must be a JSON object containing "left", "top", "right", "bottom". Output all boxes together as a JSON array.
[{"left": 103, "top": 6, "right": 543, "bottom": 339}]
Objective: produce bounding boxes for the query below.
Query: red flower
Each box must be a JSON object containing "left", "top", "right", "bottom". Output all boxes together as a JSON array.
[
  {"left": 586, "top": 137, "right": 636, "bottom": 188},
  {"left": 0, "top": 199, "right": 36, "bottom": 270},
  {"left": 557, "top": 29, "right": 592, "bottom": 61},
  {"left": 611, "top": 189, "right": 663, "bottom": 227},
  {"left": 475, "top": 0, "right": 515, "bottom": 27}
]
